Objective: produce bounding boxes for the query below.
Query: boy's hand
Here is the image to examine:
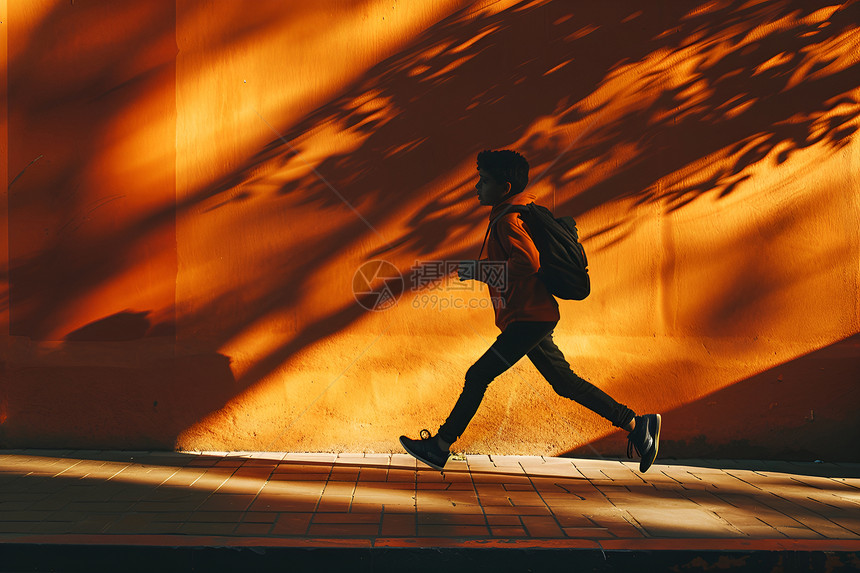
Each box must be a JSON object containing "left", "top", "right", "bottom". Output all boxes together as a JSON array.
[{"left": 458, "top": 260, "right": 478, "bottom": 281}]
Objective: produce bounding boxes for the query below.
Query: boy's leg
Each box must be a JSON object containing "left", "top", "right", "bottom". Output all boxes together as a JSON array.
[
  {"left": 527, "top": 332, "right": 635, "bottom": 429},
  {"left": 527, "top": 332, "right": 661, "bottom": 472},
  {"left": 436, "top": 321, "right": 556, "bottom": 445}
]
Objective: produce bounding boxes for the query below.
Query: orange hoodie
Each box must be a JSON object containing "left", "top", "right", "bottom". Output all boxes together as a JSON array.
[{"left": 482, "top": 192, "right": 560, "bottom": 331}]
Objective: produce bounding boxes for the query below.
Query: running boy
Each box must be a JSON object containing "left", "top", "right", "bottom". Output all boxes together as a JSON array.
[{"left": 400, "top": 150, "right": 661, "bottom": 472}]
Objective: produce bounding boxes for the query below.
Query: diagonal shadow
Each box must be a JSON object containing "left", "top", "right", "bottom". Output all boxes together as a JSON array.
[{"left": 4, "top": 0, "right": 858, "bottom": 449}]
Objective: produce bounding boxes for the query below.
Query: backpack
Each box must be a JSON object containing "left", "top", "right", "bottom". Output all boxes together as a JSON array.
[{"left": 479, "top": 202, "right": 591, "bottom": 300}]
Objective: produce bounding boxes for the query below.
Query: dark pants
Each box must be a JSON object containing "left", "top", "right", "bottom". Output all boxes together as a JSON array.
[{"left": 437, "top": 321, "right": 635, "bottom": 444}]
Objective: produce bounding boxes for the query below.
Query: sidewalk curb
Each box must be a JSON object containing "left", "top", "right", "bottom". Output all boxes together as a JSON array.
[
  {"left": 1, "top": 536, "right": 859, "bottom": 573},
  {"left": 3, "top": 534, "right": 860, "bottom": 551}
]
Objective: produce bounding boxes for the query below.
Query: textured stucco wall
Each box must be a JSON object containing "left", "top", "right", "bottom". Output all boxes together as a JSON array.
[{"left": 2, "top": 0, "right": 859, "bottom": 461}]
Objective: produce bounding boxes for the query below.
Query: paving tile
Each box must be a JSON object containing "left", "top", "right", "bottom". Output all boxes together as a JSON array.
[
  {"left": 446, "top": 482, "right": 478, "bottom": 491},
  {"left": 506, "top": 492, "right": 547, "bottom": 506},
  {"left": 0, "top": 510, "right": 55, "bottom": 522},
  {"left": 196, "top": 494, "right": 256, "bottom": 512},
  {"left": 53, "top": 511, "right": 117, "bottom": 533},
  {"left": 29, "top": 521, "right": 92, "bottom": 534},
  {"left": 283, "top": 453, "right": 337, "bottom": 463},
  {"left": 0, "top": 501, "right": 39, "bottom": 512},
  {"left": 358, "top": 468, "right": 388, "bottom": 482},
  {"left": 217, "top": 477, "right": 268, "bottom": 495},
  {"left": 274, "top": 462, "right": 331, "bottom": 473},
  {"left": 43, "top": 510, "right": 110, "bottom": 523},
  {"left": 106, "top": 488, "right": 155, "bottom": 503},
  {"left": 257, "top": 481, "right": 326, "bottom": 499},
  {"left": 503, "top": 483, "right": 538, "bottom": 491},
  {"left": 813, "top": 516, "right": 860, "bottom": 535},
  {"left": 187, "top": 511, "right": 244, "bottom": 523},
  {"left": 386, "top": 469, "right": 416, "bottom": 482},
  {"left": 415, "top": 482, "right": 451, "bottom": 491},
  {"left": 417, "top": 513, "right": 486, "bottom": 526},
  {"left": 551, "top": 512, "right": 595, "bottom": 528},
  {"left": 159, "top": 469, "right": 207, "bottom": 487},
  {"left": 440, "top": 491, "right": 480, "bottom": 504},
  {"left": 483, "top": 504, "right": 552, "bottom": 516},
  {"left": 250, "top": 496, "right": 319, "bottom": 513},
  {"left": 271, "top": 472, "right": 331, "bottom": 482},
  {"left": 444, "top": 460, "right": 470, "bottom": 473},
  {"left": 486, "top": 514, "right": 521, "bottom": 526},
  {"left": 736, "top": 525, "right": 787, "bottom": 538},
  {"left": 330, "top": 469, "right": 361, "bottom": 481},
  {"left": 416, "top": 471, "right": 452, "bottom": 483},
  {"left": 316, "top": 496, "right": 352, "bottom": 513},
  {"left": 353, "top": 493, "right": 414, "bottom": 508},
  {"left": 102, "top": 513, "right": 154, "bottom": 533},
  {"left": 179, "top": 522, "right": 238, "bottom": 535},
  {"left": 381, "top": 513, "right": 415, "bottom": 536},
  {"left": 774, "top": 526, "right": 825, "bottom": 539},
  {"left": 477, "top": 494, "right": 513, "bottom": 506},
  {"left": 530, "top": 477, "right": 584, "bottom": 491},
  {"left": 139, "top": 522, "right": 185, "bottom": 534},
  {"left": 132, "top": 500, "right": 203, "bottom": 513},
  {"left": 372, "top": 491, "right": 415, "bottom": 511},
  {"left": 313, "top": 512, "right": 381, "bottom": 524},
  {"left": 563, "top": 527, "right": 613, "bottom": 538},
  {"left": 270, "top": 512, "right": 313, "bottom": 535},
  {"left": 417, "top": 524, "right": 490, "bottom": 537},
  {"left": 350, "top": 502, "right": 388, "bottom": 513},
  {"left": 538, "top": 492, "right": 587, "bottom": 505},
  {"left": 308, "top": 523, "right": 380, "bottom": 537},
  {"left": 16, "top": 494, "right": 69, "bottom": 511},
  {"left": 136, "top": 488, "right": 209, "bottom": 503},
  {"left": 490, "top": 526, "right": 528, "bottom": 537},
  {"left": 322, "top": 481, "right": 357, "bottom": 495},
  {"left": 148, "top": 511, "right": 193, "bottom": 523},
  {"left": 624, "top": 507, "right": 741, "bottom": 538},
  {"left": 577, "top": 468, "right": 617, "bottom": 481},
  {"left": 61, "top": 501, "right": 134, "bottom": 513},
  {"left": 475, "top": 474, "right": 532, "bottom": 485},
  {"left": 360, "top": 480, "right": 413, "bottom": 492},
  {"left": 242, "top": 511, "right": 278, "bottom": 524},
  {"left": 521, "top": 515, "right": 565, "bottom": 537},
  {"left": 489, "top": 458, "right": 526, "bottom": 472},
  {"left": 475, "top": 483, "right": 507, "bottom": 493},
  {"left": 388, "top": 457, "right": 417, "bottom": 472}
]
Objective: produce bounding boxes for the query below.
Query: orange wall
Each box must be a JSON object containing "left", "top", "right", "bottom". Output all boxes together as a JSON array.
[{"left": 2, "top": 0, "right": 859, "bottom": 460}]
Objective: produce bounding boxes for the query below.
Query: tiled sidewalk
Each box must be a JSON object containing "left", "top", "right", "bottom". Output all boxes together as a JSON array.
[{"left": 1, "top": 450, "right": 858, "bottom": 553}]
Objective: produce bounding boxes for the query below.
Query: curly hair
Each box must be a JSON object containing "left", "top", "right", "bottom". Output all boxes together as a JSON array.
[{"left": 476, "top": 150, "right": 530, "bottom": 195}]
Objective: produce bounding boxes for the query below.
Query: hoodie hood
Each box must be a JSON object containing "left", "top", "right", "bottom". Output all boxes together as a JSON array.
[{"left": 489, "top": 191, "right": 536, "bottom": 220}]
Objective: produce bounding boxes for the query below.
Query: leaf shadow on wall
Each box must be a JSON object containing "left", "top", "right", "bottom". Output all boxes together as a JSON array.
[
  {"left": 3, "top": 0, "right": 859, "bottom": 448},
  {"left": 178, "top": 0, "right": 859, "bottom": 444}
]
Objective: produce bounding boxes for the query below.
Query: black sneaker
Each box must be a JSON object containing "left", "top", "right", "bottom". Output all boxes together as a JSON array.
[
  {"left": 627, "top": 414, "right": 661, "bottom": 473},
  {"left": 399, "top": 429, "right": 450, "bottom": 471}
]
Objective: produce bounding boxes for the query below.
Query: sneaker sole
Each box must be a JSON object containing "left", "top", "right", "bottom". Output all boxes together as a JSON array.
[
  {"left": 399, "top": 436, "right": 447, "bottom": 471},
  {"left": 639, "top": 413, "right": 661, "bottom": 473}
]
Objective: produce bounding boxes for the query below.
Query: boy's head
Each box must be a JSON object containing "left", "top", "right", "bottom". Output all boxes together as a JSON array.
[{"left": 476, "top": 150, "right": 530, "bottom": 200}]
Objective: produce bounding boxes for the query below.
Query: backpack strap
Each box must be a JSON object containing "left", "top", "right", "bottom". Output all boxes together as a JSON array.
[{"left": 478, "top": 204, "right": 529, "bottom": 260}]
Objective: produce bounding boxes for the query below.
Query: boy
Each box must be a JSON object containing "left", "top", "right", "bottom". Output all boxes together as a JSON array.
[{"left": 400, "top": 150, "right": 661, "bottom": 472}]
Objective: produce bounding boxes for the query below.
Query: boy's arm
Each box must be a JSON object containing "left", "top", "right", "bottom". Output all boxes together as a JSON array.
[{"left": 498, "top": 214, "right": 541, "bottom": 279}]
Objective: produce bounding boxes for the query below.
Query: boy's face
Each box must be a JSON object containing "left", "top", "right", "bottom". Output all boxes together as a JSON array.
[{"left": 475, "top": 169, "right": 511, "bottom": 207}]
